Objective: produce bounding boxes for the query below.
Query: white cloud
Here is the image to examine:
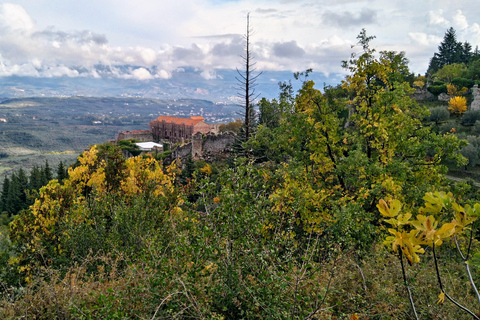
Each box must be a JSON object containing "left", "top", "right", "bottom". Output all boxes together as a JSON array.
[
  {"left": 130, "top": 67, "right": 153, "bottom": 80},
  {"left": 427, "top": 10, "right": 449, "bottom": 26},
  {"left": 408, "top": 32, "right": 441, "bottom": 46},
  {"left": 0, "top": 3, "right": 35, "bottom": 33},
  {"left": 453, "top": 10, "right": 468, "bottom": 30},
  {"left": 4, "top": 0, "right": 480, "bottom": 79}
]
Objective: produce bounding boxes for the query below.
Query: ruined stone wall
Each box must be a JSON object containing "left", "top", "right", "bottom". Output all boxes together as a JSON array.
[
  {"left": 171, "top": 142, "right": 192, "bottom": 160},
  {"left": 116, "top": 130, "right": 153, "bottom": 142},
  {"left": 170, "top": 132, "right": 236, "bottom": 162},
  {"left": 192, "top": 132, "right": 203, "bottom": 159},
  {"left": 203, "top": 132, "right": 236, "bottom": 154}
]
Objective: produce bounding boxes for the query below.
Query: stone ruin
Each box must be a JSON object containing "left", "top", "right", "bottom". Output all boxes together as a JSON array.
[
  {"left": 170, "top": 132, "right": 236, "bottom": 162},
  {"left": 471, "top": 85, "right": 480, "bottom": 110}
]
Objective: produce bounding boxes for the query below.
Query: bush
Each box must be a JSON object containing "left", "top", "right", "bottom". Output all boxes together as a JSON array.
[
  {"left": 432, "top": 80, "right": 445, "bottom": 86},
  {"left": 439, "top": 120, "right": 458, "bottom": 134},
  {"left": 427, "top": 84, "right": 447, "bottom": 96},
  {"left": 461, "top": 109, "right": 480, "bottom": 126},
  {"left": 451, "top": 77, "right": 475, "bottom": 89},
  {"left": 448, "top": 96, "right": 468, "bottom": 114},
  {"left": 427, "top": 107, "right": 449, "bottom": 125},
  {"left": 472, "top": 120, "right": 480, "bottom": 135}
]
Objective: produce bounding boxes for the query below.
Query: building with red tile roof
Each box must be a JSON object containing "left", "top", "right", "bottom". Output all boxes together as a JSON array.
[{"left": 149, "top": 116, "right": 212, "bottom": 143}]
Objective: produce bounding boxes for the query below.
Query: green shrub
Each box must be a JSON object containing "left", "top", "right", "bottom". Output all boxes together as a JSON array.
[
  {"left": 432, "top": 80, "right": 445, "bottom": 86},
  {"left": 439, "top": 120, "right": 458, "bottom": 134},
  {"left": 427, "top": 107, "right": 449, "bottom": 125},
  {"left": 427, "top": 84, "right": 447, "bottom": 96},
  {"left": 472, "top": 120, "right": 480, "bottom": 135},
  {"left": 461, "top": 110, "right": 480, "bottom": 126},
  {"left": 451, "top": 77, "right": 475, "bottom": 89}
]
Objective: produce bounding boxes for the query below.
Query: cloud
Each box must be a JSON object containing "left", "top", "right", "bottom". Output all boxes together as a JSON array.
[
  {"left": 427, "top": 10, "right": 449, "bottom": 26},
  {"left": 272, "top": 41, "right": 305, "bottom": 58},
  {"left": 34, "top": 28, "right": 108, "bottom": 46},
  {"left": 130, "top": 67, "right": 153, "bottom": 80},
  {"left": 211, "top": 35, "right": 243, "bottom": 56},
  {"left": 408, "top": 32, "right": 442, "bottom": 46},
  {"left": 0, "top": 3, "right": 35, "bottom": 33},
  {"left": 453, "top": 10, "right": 468, "bottom": 30},
  {"left": 322, "top": 8, "right": 377, "bottom": 28},
  {"left": 255, "top": 8, "right": 278, "bottom": 14}
]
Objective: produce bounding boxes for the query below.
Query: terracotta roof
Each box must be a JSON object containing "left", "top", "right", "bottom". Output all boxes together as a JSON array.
[
  {"left": 131, "top": 130, "right": 151, "bottom": 134},
  {"left": 152, "top": 116, "right": 205, "bottom": 126}
]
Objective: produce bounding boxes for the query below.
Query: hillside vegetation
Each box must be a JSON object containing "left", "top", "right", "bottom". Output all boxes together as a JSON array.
[
  {"left": 2, "top": 29, "right": 480, "bottom": 319},
  {"left": 0, "top": 97, "right": 237, "bottom": 181}
]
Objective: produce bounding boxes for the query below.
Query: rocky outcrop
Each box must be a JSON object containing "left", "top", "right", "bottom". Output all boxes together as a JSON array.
[
  {"left": 471, "top": 85, "right": 480, "bottom": 110},
  {"left": 438, "top": 93, "right": 451, "bottom": 102},
  {"left": 411, "top": 88, "right": 435, "bottom": 101}
]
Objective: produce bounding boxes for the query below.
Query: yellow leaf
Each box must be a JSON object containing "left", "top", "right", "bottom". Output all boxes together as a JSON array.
[
  {"left": 377, "top": 199, "right": 402, "bottom": 217},
  {"left": 437, "top": 292, "right": 445, "bottom": 304}
]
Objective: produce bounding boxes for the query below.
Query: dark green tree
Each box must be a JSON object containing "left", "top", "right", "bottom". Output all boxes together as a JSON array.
[
  {"left": 16, "top": 168, "right": 29, "bottom": 206},
  {"left": 43, "top": 160, "right": 53, "bottom": 184},
  {"left": 28, "top": 166, "right": 43, "bottom": 191},
  {"left": 0, "top": 176, "right": 9, "bottom": 213},
  {"left": 427, "top": 27, "right": 472, "bottom": 75},
  {"left": 56, "top": 161, "right": 68, "bottom": 182}
]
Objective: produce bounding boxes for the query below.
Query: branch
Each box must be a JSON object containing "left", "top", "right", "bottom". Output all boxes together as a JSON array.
[{"left": 433, "top": 243, "right": 480, "bottom": 320}]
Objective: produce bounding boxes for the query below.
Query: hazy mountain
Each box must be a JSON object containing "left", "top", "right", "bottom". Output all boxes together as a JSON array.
[{"left": 0, "top": 68, "right": 343, "bottom": 102}]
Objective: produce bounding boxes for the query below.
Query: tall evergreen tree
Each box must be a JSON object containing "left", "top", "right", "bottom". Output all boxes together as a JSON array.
[
  {"left": 56, "top": 161, "right": 68, "bottom": 182},
  {"left": 5, "top": 172, "right": 21, "bottom": 215},
  {"left": 0, "top": 176, "right": 9, "bottom": 213},
  {"left": 16, "top": 168, "right": 29, "bottom": 206},
  {"left": 29, "top": 166, "right": 42, "bottom": 191},
  {"left": 427, "top": 27, "right": 472, "bottom": 75},
  {"left": 44, "top": 160, "right": 53, "bottom": 182}
]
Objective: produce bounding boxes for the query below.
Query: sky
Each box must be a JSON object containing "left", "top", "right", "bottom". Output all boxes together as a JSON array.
[{"left": 1, "top": 0, "right": 480, "bottom": 82}]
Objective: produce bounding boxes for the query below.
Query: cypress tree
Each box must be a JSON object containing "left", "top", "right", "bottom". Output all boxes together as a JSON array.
[
  {"left": 56, "top": 161, "right": 68, "bottom": 182},
  {"left": 44, "top": 160, "right": 53, "bottom": 182},
  {"left": 5, "top": 173, "right": 20, "bottom": 216},
  {"left": 0, "top": 176, "right": 9, "bottom": 213},
  {"left": 29, "top": 165, "right": 42, "bottom": 191},
  {"left": 16, "top": 168, "right": 29, "bottom": 207}
]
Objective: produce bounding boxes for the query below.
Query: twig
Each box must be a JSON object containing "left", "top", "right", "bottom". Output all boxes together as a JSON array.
[
  {"left": 150, "top": 291, "right": 182, "bottom": 320},
  {"left": 355, "top": 262, "right": 368, "bottom": 294},
  {"left": 433, "top": 243, "right": 480, "bottom": 320},
  {"left": 454, "top": 235, "right": 480, "bottom": 305},
  {"left": 399, "top": 250, "right": 419, "bottom": 320}
]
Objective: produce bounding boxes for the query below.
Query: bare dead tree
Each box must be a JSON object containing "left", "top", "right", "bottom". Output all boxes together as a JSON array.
[{"left": 236, "top": 12, "right": 262, "bottom": 143}]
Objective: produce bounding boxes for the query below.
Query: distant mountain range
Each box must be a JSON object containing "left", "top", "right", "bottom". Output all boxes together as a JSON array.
[{"left": 0, "top": 68, "right": 344, "bottom": 102}]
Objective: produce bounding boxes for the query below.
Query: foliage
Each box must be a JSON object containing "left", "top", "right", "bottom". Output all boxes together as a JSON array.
[
  {"left": 451, "top": 77, "right": 475, "bottom": 89},
  {"left": 427, "top": 107, "right": 449, "bottom": 125},
  {"left": 428, "top": 27, "right": 472, "bottom": 75},
  {"left": 448, "top": 96, "right": 468, "bottom": 114},
  {"left": 218, "top": 119, "right": 243, "bottom": 134},
  {"left": 439, "top": 120, "right": 459, "bottom": 134},
  {"left": 116, "top": 139, "right": 142, "bottom": 156},
  {"left": 0, "top": 30, "right": 475, "bottom": 319},
  {"left": 0, "top": 162, "right": 56, "bottom": 217},
  {"left": 466, "top": 59, "right": 480, "bottom": 80},
  {"left": 7, "top": 144, "right": 181, "bottom": 275},
  {"left": 446, "top": 83, "right": 467, "bottom": 97},
  {"left": 434, "top": 63, "right": 466, "bottom": 83},
  {"left": 378, "top": 192, "right": 480, "bottom": 318},
  {"left": 427, "top": 84, "right": 448, "bottom": 96},
  {"left": 461, "top": 109, "right": 480, "bottom": 126}
]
